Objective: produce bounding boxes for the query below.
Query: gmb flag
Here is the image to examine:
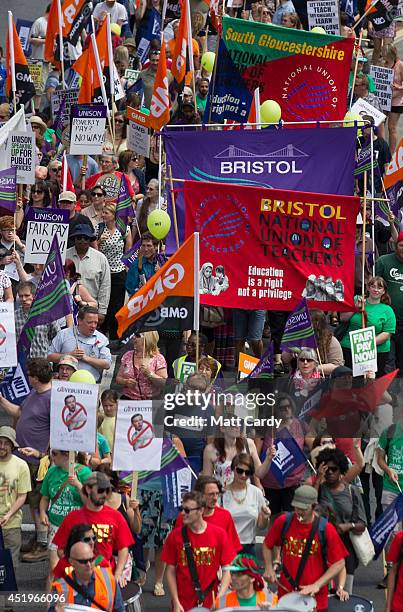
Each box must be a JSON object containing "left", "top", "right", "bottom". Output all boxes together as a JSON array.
[{"left": 207, "top": 17, "right": 354, "bottom": 123}]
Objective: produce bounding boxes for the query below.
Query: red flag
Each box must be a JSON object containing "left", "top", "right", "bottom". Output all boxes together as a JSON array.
[
  {"left": 74, "top": 21, "right": 109, "bottom": 104},
  {"left": 62, "top": 153, "right": 75, "bottom": 193},
  {"left": 171, "top": 0, "right": 188, "bottom": 83},
  {"left": 6, "top": 16, "right": 36, "bottom": 107},
  {"left": 149, "top": 41, "right": 171, "bottom": 131},
  {"left": 312, "top": 370, "right": 399, "bottom": 420},
  {"left": 44, "top": 0, "right": 60, "bottom": 64}
]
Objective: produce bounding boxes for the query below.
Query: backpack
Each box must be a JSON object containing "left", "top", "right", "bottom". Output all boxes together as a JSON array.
[{"left": 280, "top": 511, "right": 328, "bottom": 570}]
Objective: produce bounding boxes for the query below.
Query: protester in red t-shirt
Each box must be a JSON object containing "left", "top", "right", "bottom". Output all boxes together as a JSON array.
[
  {"left": 52, "top": 472, "right": 134, "bottom": 588},
  {"left": 386, "top": 530, "right": 403, "bottom": 612},
  {"left": 85, "top": 153, "right": 134, "bottom": 201},
  {"left": 263, "top": 485, "right": 347, "bottom": 612},
  {"left": 175, "top": 476, "right": 241, "bottom": 553},
  {"left": 161, "top": 491, "right": 237, "bottom": 612}
]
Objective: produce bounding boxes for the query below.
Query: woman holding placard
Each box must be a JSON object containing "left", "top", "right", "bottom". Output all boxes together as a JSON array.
[
  {"left": 339, "top": 276, "right": 396, "bottom": 376},
  {"left": 384, "top": 45, "right": 403, "bottom": 155}
]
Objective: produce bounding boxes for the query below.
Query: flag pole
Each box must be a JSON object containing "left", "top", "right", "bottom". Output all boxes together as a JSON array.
[
  {"left": 316, "top": 349, "right": 325, "bottom": 378},
  {"left": 91, "top": 32, "right": 115, "bottom": 142},
  {"left": 7, "top": 12, "right": 17, "bottom": 115},
  {"left": 353, "top": 0, "right": 379, "bottom": 30},
  {"left": 207, "top": 30, "right": 221, "bottom": 124},
  {"left": 168, "top": 164, "right": 180, "bottom": 249},
  {"left": 131, "top": 471, "right": 138, "bottom": 499},
  {"left": 194, "top": 232, "right": 200, "bottom": 369},
  {"left": 56, "top": 0, "right": 66, "bottom": 89},
  {"left": 106, "top": 14, "right": 116, "bottom": 149},
  {"left": 160, "top": 0, "right": 168, "bottom": 38},
  {"left": 185, "top": 0, "right": 197, "bottom": 116},
  {"left": 349, "top": 29, "right": 363, "bottom": 110},
  {"left": 361, "top": 171, "right": 368, "bottom": 328},
  {"left": 255, "top": 88, "right": 261, "bottom": 129}
]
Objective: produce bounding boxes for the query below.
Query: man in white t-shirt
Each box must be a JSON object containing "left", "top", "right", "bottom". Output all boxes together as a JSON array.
[
  {"left": 93, "top": 0, "right": 128, "bottom": 27},
  {"left": 29, "top": 7, "right": 50, "bottom": 61}
]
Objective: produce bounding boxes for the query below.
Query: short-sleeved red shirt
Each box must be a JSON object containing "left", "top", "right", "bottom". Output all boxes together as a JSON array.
[
  {"left": 175, "top": 506, "right": 242, "bottom": 553},
  {"left": 52, "top": 506, "right": 134, "bottom": 568},
  {"left": 386, "top": 530, "right": 403, "bottom": 612},
  {"left": 264, "top": 513, "right": 348, "bottom": 611},
  {"left": 161, "top": 523, "right": 237, "bottom": 611}
]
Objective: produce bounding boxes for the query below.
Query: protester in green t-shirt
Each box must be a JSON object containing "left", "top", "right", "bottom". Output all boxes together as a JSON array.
[
  {"left": 339, "top": 276, "right": 396, "bottom": 376},
  {"left": 38, "top": 450, "right": 91, "bottom": 589},
  {"left": 377, "top": 422, "right": 403, "bottom": 496}
]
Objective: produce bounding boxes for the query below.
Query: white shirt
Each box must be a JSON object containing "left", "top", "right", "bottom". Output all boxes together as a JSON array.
[
  {"left": 30, "top": 16, "right": 48, "bottom": 60},
  {"left": 93, "top": 2, "right": 128, "bottom": 24},
  {"left": 222, "top": 483, "right": 266, "bottom": 544},
  {"left": 65, "top": 247, "right": 111, "bottom": 315}
]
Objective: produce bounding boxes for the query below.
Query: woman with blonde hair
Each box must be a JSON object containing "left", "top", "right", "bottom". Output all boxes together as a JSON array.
[
  {"left": 98, "top": 202, "right": 132, "bottom": 340},
  {"left": 116, "top": 331, "right": 168, "bottom": 400}
]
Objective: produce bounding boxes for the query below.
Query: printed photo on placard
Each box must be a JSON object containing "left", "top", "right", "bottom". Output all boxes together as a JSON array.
[{"left": 50, "top": 381, "right": 98, "bottom": 452}]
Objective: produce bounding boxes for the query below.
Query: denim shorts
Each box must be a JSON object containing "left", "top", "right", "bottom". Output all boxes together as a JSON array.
[{"left": 233, "top": 309, "right": 266, "bottom": 341}]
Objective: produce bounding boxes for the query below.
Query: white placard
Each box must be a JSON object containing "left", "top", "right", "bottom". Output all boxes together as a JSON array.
[
  {"left": 349, "top": 326, "right": 378, "bottom": 377},
  {"left": 0, "top": 303, "right": 17, "bottom": 368},
  {"left": 51, "top": 88, "right": 80, "bottom": 121},
  {"left": 69, "top": 105, "right": 107, "bottom": 156},
  {"left": 307, "top": 0, "right": 340, "bottom": 35},
  {"left": 127, "top": 107, "right": 151, "bottom": 158},
  {"left": 351, "top": 98, "right": 386, "bottom": 127},
  {"left": 50, "top": 381, "right": 98, "bottom": 452},
  {"left": 6, "top": 132, "right": 35, "bottom": 185},
  {"left": 113, "top": 400, "right": 163, "bottom": 471},
  {"left": 24, "top": 208, "right": 69, "bottom": 264},
  {"left": 370, "top": 65, "right": 394, "bottom": 113}
]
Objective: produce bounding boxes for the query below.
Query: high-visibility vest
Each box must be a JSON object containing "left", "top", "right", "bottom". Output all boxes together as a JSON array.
[
  {"left": 216, "top": 588, "right": 278, "bottom": 609},
  {"left": 52, "top": 566, "right": 116, "bottom": 610}
]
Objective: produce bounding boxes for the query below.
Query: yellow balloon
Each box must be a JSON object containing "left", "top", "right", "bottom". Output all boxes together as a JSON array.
[
  {"left": 69, "top": 370, "right": 97, "bottom": 384},
  {"left": 147, "top": 209, "right": 171, "bottom": 240},
  {"left": 260, "top": 100, "right": 282, "bottom": 127},
  {"left": 201, "top": 52, "right": 216, "bottom": 74},
  {"left": 311, "top": 26, "right": 327, "bottom": 34},
  {"left": 111, "top": 23, "right": 121, "bottom": 36}
]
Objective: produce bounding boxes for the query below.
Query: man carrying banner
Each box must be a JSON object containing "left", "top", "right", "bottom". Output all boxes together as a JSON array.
[{"left": 263, "top": 485, "right": 348, "bottom": 611}]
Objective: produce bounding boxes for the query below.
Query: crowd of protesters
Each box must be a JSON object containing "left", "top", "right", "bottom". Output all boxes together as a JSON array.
[{"left": 0, "top": 0, "right": 403, "bottom": 611}]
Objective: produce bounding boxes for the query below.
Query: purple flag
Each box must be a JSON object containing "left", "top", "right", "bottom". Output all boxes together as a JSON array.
[
  {"left": 121, "top": 240, "right": 141, "bottom": 268},
  {"left": 116, "top": 174, "right": 134, "bottom": 235},
  {"left": 164, "top": 127, "right": 357, "bottom": 252},
  {"left": 53, "top": 95, "right": 66, "bottom": 144},
  {"left": 0, "top": 167, "right": 17, "bottom": 213},
  {"left": 18, "top": 235, "right": 72, "bottom": 354},
  {"left": 248, "top": 341, "right": 274, "bottom": 379},
  {"left": 269, "top": 428, "right": 307, "bottom": 487},
  {"left": 280, "top": 298, "right": 317, "bottom": 352}
]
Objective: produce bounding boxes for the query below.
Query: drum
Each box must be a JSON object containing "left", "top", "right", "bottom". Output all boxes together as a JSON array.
[
  {"left": 328, "top": 594, "right": 374, "bottom": 612},
  {"left": 122, "top": 582, "right": 143, "bottom": 612},
  {"left": 275, "top": 592, "right": 317, "bottom": 612}
]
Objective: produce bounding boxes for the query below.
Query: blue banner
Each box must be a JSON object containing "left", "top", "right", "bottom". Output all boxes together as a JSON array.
[
  {"left": 0, "top": 362, "right": 30, "bottom": 405},
  {"left": 369, "top": 494, "right": 403, "bottom": 558},
  {"left": 269, "top": 428, "right": 307, "bottom": 487}
]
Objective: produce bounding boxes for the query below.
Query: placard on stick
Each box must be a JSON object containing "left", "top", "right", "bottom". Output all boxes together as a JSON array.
[
  {"left": 113, "top": 400, "right": 162, "bottom": 471},
  {"left": 127, "top": 107, "right": 151, "bottom": 158},
  {"left": 307, "top": 0, "right": 340, "bottom": 35},
  {"left": 349, "top": 326, "right": 378, "bottom": 377},
  {"left": 370, "top": 65, "right": 394, "bottom": 113},
  {"left": 50, "top": 381, "right": 98, "bottom": 452},
  {"left": 24, "top": 208, "right": 69, "bottom": 264},
  {"left": 69, "top": 104, "right": 107, "bottom": 156},
  {"left": 6, "top": 132, "right": 35, "bottom": 185}
]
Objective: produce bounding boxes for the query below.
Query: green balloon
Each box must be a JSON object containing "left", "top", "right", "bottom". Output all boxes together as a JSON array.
[
  {"left": 260, "top": 100, "right": 282, "bottom": 127},
  {"left": 147, "top": 209, "right": 171, "bottom": 240},
  {"left": 311, "top": 26, "right": 327, "bottom": 34},
  {"left": 201, "top": 52, "right": 215, "bottom": 74},
  {"left": 69, "top": 369, "right": 97, "bottom": 384}
]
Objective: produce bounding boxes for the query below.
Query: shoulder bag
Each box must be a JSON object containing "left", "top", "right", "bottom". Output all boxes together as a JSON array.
[{"left": 181, "top": 526, "right": 216, "bottom": 606}]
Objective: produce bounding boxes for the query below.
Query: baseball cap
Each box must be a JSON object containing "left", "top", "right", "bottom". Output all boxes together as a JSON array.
[
  {"left": 0, "top": 426, "right": 17, "bottom": 448},
  {"left": 84, "top": 472, "right": 111, "bottom": 488},
  {"left": 291, "top": 485, "right": 318, "bottom": 510},
  {"left": 397, "top": 231, "right": 403, "bottom": 244},
  {"left": 330, "top": 365, "right": 353, "bottom": 379},
  {"left": 58, "top": 190, "right": 77, "bottom": 203},
  {"left": 58, "top": 356, "right": 79, "bottom": 371},
  {"left": 70, "top": 224, "right": 96, "bottom": 240}
]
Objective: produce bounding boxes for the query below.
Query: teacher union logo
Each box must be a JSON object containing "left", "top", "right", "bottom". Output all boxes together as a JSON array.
[{"left": 194, "top": 193, "right": 251, "bottom": 254}]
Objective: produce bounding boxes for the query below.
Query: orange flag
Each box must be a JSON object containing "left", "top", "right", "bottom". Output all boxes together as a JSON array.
[
  {"left": 44, "top": 0, "right": 60, "bottom": 64},
  {"left": 116, "top": 233, "right": 197, "bottom": 337},
  {"left": 171, "top": 0, "right": 188, "bottom": 83},
  {"left": 74, "top": 21, "right": 109, "bottom": 104},
  {"left": 149, "top": 41, "right": 171, "bottom": 131},
  {"left": 245, "top": 88, "right": 261, "bottom": 130},
  {"left": 6, "top": 16, "right": 36, "bottom": 106}
]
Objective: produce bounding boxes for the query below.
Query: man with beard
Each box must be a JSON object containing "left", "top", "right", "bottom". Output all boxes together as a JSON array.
[{"left": 52, "top": 472, "right": 134, "bottom": 588}]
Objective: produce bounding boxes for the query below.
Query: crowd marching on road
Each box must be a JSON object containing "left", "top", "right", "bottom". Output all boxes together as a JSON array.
[{"left": 1, "top": 0, "right": 403, "bottom": 611}]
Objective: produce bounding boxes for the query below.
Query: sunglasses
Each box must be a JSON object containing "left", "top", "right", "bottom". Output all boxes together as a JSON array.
[
  {"left": 115, "top": 119, "right": 125, "bottom": 124},
  {"left": 50, "top": 167, "right": 61, "bottom": 172},
  {"left": 81, "top": 535, "right": 97, "bottom": 543},
  {"left": 299, "top": 358, "right": 315, "bottom": 363},
  {"left": 180, "top": 506, "right": 201, "bottom": 514},
  {"left": 72, "top": 556, "right": 95, "bottom": 565},
  {"left": 326, "top": 465, "right": 340, "bottom": 473},
  {"left": 91, "top": 192, "right": 103, "bottom": 197},
  {"left": 97, "top": 487, "right": 111, "bottom": 494},
  {"left": 235, "top": 467, "right": 252, "bottom": 476},
  {"left": 75, "top": 236, "right": 91, "bottom": 241},
  {"left": 31, "top": 189, "right": 44, "bottom": 194}
]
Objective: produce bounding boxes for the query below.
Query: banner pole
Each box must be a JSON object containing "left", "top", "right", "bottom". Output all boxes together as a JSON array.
[
  {"left": 158, "top": 134, "right": 163, "bottom": 208},
  {"left": 353, "top": 0, "right": 379, "bottom": 30},
  {"left": 160, "top": 0, "right": 168, "bottom": 38},
  {"left": 316, "top": 348, "right": 325, "bottom": 378},
  {"left": 8, "top": 12, "right": 17, "bottom": 115},
  {"left": 56, "top": 0, "right": 66, "bottom": 89},
  {"left": 185, "top": 0, "right": 197, "bottom": 116},
  {"left": 207, "top": 29, "right": 221, "bottom": 124},
  {"left": 349, "top": 29, "right": 363, "bottom": 110},
  {"left": 131, "top": 471, "right": 138, "bottom": 499},
  {"left": 194, "top": 232, "right": 200, "bottom": 369},
  {"left": 68, "top": 451, "right": 75, "bottom": 476},
  {"left": 168, "top": 165, "right": 180, "bottom": 249},
  {"left": 81, "top": 154, "right": 88, "bottom": 191},
  {"left": 106, "top": 15, "right": 116, "bottom": 148},
  {"left": 370, "top": 128, "right": 375, "bottom": 276},
  {"left": 361, "top": 171, "right": 368, "bottom": 328}
]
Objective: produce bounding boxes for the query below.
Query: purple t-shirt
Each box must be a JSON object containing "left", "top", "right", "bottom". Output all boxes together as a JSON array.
[{"left": 15, "top": 389, "right": 51, "bottom": 464}]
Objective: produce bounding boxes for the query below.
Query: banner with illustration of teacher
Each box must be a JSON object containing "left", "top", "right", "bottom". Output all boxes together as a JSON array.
[
  {"left": 184, "top": 180, "right": 360, "bottom": 311},
  {"left": 50, "top": 381, "right": 98, "bottom": 452}
]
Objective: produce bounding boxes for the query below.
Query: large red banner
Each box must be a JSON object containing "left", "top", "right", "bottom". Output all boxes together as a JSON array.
[{"left": 184, "top": 181, "right": 360, "bottom": 311}]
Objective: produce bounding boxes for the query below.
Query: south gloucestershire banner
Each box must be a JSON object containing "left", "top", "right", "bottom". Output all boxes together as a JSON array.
[
  {"left": 184, "top": 181, "right": 360, "bottom": 311},
  {"left": 207, "top": 17, "right": 354, "bottom": 123},
  {"left": 165, "top": 126, "right": 356, "bottom": 249}
]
